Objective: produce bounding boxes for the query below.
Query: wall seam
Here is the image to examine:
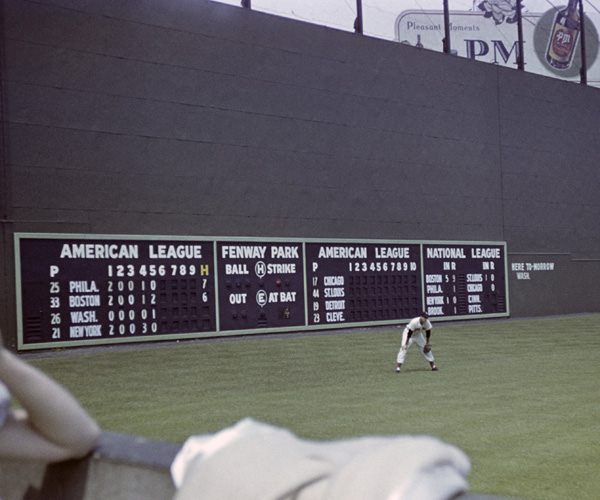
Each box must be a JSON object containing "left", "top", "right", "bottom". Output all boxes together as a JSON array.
[{"left": 496, "top": 67, "right": 506, "bottom": 244}]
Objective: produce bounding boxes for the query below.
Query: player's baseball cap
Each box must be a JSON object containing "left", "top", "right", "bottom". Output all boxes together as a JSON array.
[{"left": 420, "top": 311, "right": 429, "bottom": 319}]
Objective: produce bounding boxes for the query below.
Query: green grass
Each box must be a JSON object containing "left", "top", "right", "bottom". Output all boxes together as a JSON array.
[{"left": 27, "top": 314, "right": 600, "bottom": 500}]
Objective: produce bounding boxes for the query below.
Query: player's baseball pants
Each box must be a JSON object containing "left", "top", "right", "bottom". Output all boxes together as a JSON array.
[{"left": 396, "top": 329, "right": 435, "bottom": 364}]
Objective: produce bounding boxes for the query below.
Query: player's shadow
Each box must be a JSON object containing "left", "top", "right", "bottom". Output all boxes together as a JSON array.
[{"left": 396, "top": 367, "right": 435, "bottom": 374}]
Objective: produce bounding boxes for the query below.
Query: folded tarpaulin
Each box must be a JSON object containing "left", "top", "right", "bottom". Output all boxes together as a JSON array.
[{"left": 171, "top": 418, "right": 471, "bottom": 500}]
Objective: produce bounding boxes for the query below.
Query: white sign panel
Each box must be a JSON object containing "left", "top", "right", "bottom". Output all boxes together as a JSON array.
[
  {"left": 212, "top": 0, "right": 600, "bottom": 86},
  {"left": 395, "top": 8, "right": 600, "bottom": 85}
]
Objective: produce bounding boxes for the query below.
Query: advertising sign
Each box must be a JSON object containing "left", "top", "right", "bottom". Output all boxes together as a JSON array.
[
  {"left": 213, "top": 1, "right": 599, "bottom": 85},
  {"left": 396, "top": 4, "right": 599, "bottom": 84}
]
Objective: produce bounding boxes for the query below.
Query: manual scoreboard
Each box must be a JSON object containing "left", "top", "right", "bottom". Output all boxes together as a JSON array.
[
  {"left": 305, "top": 243, "right": 421, "bottom": 325},
  {"left": 422, "top": 243, "right": 506, "bottom": 318},
  {"left": 17, "top": 238, "right": 216, "bottom": 346},
  {"left": 216, "top": 241, "right": 305, "bottom": 331},
  {"left": 14, "top": 234, "right": 509, "bottom": 350}
]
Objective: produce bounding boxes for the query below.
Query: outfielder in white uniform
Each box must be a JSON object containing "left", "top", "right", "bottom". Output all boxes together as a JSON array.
[{"left": 395, "top": 312, "right": 438, "bottom": 373}]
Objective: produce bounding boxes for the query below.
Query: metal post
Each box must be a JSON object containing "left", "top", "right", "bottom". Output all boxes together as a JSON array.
[
  {"left": 516, "top": 0, "right": 525, "bottom": 70},
  {"left": 354, "top": 0, "right": 363, "bottom": 34},
  {"left": 442, "top": 0, "right": 451, "bottom": 53},
  {"left": 579, "top": 0, "right": 587, "bottom": 85}
]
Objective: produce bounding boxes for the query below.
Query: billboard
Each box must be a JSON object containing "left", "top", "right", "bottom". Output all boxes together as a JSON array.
[
  {"left": 396, "top": 2, "right": 599, "bottom": 85},
  {"left": 211, "top": 1, "right": 600, "bottom": 86}
]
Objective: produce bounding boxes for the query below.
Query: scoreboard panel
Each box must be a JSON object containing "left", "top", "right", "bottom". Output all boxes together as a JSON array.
[
  {"left": 216, "top": 241, "right": 305, "bottom": 331},
  {"left": 16, "top": 236, "right": 215, "bottom": 347},
  {"left": 14, "top": 234, "right": 509, "bottom": 350},
  {"left": 305, "top": 242, "right": 421, "bottom": 326},
  {"left": 422, "top": 243, "right": 508, "bottom": 318}
]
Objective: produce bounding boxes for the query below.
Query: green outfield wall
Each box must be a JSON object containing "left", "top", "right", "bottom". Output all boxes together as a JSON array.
[{"left": 2, "top": 0, "right": 600, "bottom": 349}]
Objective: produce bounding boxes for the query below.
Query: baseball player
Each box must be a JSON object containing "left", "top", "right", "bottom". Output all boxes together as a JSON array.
[{"left": 395, "top": 312, "right": 438, "bottom": 373}]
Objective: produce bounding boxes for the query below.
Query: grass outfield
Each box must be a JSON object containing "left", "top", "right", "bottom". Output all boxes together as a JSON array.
[{"left": 27, "top": 314, "right": 600, "bottom": 500}]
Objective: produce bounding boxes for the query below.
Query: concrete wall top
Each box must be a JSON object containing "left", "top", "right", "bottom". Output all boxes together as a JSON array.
[{"left": 0, "top": 430, "right": 513, "bottom": 500}]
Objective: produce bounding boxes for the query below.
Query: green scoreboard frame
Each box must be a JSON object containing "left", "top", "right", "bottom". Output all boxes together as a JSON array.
[{"left": 14, "top": 233, "right": 510, "bottom": 350}]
